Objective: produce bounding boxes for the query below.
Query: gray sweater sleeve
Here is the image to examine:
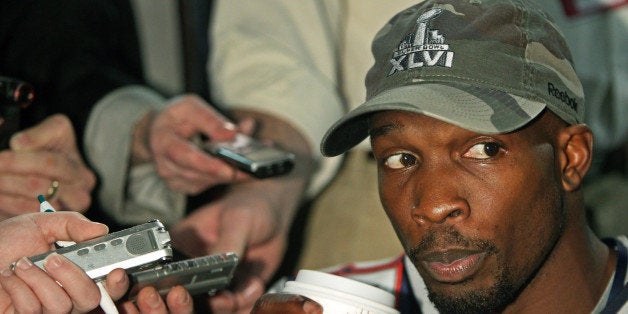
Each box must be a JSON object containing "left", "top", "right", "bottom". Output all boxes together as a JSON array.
[{"left": 84, "top": 85, "right": 185, "bottom": 226}]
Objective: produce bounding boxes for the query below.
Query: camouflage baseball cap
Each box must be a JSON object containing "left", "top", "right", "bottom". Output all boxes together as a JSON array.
[{"left": 321, "top": 0, "right": 584, "bottom": 157}]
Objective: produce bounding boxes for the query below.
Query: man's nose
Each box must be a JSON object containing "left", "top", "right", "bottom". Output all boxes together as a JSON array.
[{"left": 410, "top": 165, "right": 469, "bottom": 226}]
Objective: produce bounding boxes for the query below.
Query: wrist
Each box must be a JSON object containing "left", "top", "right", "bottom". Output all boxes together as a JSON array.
[{"left": 130, "top": 111, "right": 156, "bottom": 165}]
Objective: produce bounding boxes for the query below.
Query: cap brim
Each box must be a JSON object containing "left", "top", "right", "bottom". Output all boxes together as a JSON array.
[{"left": 320, "top": 83, "right": 547, "bottom": 157}]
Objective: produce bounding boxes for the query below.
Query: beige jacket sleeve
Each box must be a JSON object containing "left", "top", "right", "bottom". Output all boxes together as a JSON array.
[{"left": 209, "top": 0, "right": 346, "bottom": 196}]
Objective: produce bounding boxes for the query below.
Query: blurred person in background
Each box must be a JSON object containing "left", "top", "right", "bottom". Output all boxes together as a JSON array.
[{"left": 529, "top": 0, "right": 628, "bottom": 237}]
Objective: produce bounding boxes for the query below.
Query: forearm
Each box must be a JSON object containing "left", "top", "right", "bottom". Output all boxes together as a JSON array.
[
  {"left": 130, "top": 110, "right": 156, "bottom": 165},
  {"left": 230, "top": 109, "right": 316, "bottom": 229}
]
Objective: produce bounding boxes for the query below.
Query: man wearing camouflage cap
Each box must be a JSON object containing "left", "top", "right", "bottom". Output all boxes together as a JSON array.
[{"left": 252, "top": 0, "right": 627, "bottom": 313}]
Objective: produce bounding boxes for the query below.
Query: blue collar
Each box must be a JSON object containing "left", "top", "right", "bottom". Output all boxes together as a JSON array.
[{"left": 600, "top": 237, "right": 627, "bottom": 314}]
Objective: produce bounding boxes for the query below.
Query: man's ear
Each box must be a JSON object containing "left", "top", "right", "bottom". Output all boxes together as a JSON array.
[{"left": 557, "top": 124, "right": 593, "bottom": 192}]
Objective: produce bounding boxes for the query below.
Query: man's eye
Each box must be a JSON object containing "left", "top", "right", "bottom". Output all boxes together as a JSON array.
[
  {"left": 383, "top": 153, "right": 417, "bottom": 169},
  {"left": 464, "top": 142, "right": 501, "bottom": 159}
]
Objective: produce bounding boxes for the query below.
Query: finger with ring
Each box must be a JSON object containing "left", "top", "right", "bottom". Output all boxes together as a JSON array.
[{"left": 46, "top": 180, "right": 59, "bottom": 200}]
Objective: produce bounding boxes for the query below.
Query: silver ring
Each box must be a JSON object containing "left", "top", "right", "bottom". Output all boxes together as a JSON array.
[{"left": 46, "top": 180, "right": 59, "bottom": 200}]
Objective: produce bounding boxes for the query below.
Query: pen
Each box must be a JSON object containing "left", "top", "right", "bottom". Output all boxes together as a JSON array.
[{"left": 37, "top": 194, "right": 55, "bottom": 213}]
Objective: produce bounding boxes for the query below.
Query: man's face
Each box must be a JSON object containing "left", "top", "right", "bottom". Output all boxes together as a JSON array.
[{"left": 369, "top": 111, "right": 566, "bottom": 313}]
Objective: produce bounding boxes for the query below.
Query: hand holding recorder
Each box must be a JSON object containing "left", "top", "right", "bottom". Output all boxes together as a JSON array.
[
  {"left": 0, "top": 211, "right": 237, "bottom": 313},
  {"left": 135, "top": 95, "right": 248, "bottom": 195},
  {"left": 0, "top": 212, "right": 198, "bottom": 313},
  {"left": 0, "top": 212, "right": 126, "bottom": 313},
  {"left": 135, "top": 95, "right": 294, "bottom": 195}
]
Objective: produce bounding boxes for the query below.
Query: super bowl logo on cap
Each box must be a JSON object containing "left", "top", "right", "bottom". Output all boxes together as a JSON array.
[{"left": 388, "top": 8, "right": 454, "bottom": 76}]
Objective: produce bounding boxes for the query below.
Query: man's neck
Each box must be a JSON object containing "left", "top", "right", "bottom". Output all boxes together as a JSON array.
[{"left": 502, "top": 225, "right": 616, "bottom": 313}]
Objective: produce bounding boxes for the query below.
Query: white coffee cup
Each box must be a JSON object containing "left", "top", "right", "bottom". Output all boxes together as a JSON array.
[{"left": 281, "top": 269, "right": 400, "bottom": 313}]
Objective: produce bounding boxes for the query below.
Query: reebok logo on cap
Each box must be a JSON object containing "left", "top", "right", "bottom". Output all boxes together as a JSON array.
[{"left": 548, "top": 82, "right": 578, "bottom": 112}]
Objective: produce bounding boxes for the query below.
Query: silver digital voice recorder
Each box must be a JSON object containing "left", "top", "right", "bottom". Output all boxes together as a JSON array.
[
  {"left": 28, "top": 220, "right": 173, "bottom": 280},
  {"left": 204, "top": 133, "right": 295, "bottom": 178},
  {"left": 127, "top": 252, "right": 239, "bottom": 300}
]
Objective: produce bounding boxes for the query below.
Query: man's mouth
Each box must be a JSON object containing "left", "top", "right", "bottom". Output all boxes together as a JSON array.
[{"left": 418, "top": 249, "right": 487, "bottom": 283}]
